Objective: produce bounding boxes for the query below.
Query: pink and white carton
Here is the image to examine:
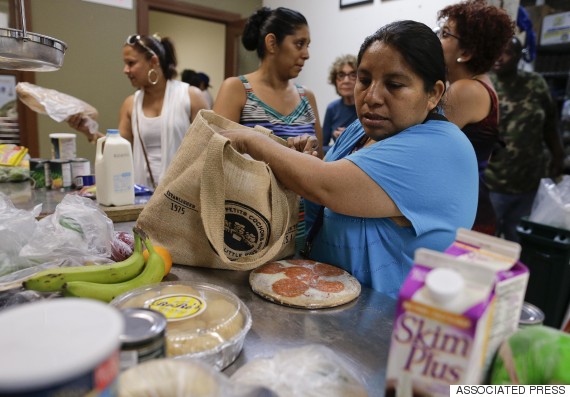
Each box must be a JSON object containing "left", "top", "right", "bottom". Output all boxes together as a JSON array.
[{"left": 386, "top": 248, "right": 496, "bottom": 397}]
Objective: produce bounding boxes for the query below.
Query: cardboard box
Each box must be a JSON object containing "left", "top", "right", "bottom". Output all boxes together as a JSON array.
[{"left": 541, "top": 11, "right": 570, "bottom": 46}]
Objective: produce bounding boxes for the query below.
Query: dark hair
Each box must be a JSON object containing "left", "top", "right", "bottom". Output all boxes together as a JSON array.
[
  {"left": 438, "top": 0, "right": 515, "bottom": 75},
  {"left": 181, "top": 69, "right": 201, "bottom": 87},
  {"left": 357, "top": 20, "right": 446, "bottom": 97},
  {"left": 242, "top": 7, "right": 308, "bottom": 59},
  {"left": 136, "top": 35, "right": 178, "bottom": 80},
  {"left": 328, "top": 54, "right": 357, "bottom": 85}
]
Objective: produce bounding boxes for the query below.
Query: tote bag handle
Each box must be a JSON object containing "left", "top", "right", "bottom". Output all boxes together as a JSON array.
[{"left": 200, "top": 133, "right": 292, "bottom": 270}]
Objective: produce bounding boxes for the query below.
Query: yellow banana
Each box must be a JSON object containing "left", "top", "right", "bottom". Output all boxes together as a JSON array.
[
  {"left": 23, "top": 232, "right": 144, "bottom": 292},
  {"left": 63, "top": 228, "right": 165, "bottom": 303}
]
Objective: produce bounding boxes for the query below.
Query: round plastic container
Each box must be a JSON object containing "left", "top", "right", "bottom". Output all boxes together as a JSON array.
[
  {"left": 0, "top": 299, "right": 124, "bottom": 396},
  {"left": 50, "top": 132, "right": 76, "bottom": 160},
  {"left": 110, "top": 281, "right": 252, "bottom": 370}
]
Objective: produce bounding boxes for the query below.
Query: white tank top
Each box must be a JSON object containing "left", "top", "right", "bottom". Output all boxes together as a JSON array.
[{"left": 139, "top": 112, "right": 162, "bottom": 184}]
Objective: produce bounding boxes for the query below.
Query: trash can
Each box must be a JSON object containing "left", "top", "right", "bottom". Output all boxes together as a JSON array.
[{"left": 517, "top": 218, "right": 570, "bottom": 328}]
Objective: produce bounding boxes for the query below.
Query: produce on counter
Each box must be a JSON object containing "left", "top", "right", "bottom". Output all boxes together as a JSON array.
[
  {"left": 143, "top": 245, "right": 172, "bottom": 276},
  {"left": 111, "top": 231, "right": 135, "bottom": 262},
  {"left": 22, "top": 232, "right": 145, "bottom": 292},
  {"left": 63, "top": 228, "right": 165, "bottom": 302},
  {"left": 490, "top": 325, "right": 570, "bottom": 384}
]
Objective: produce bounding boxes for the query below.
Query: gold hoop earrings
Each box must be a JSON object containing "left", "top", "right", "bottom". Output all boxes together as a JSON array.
[{"left": 148, "top": 69, "right": 159, "bottom": 85}]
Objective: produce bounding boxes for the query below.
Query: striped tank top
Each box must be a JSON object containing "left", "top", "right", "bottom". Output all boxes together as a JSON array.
[{"left": 238, "top": 75, "right": 316, "bottom": 139}]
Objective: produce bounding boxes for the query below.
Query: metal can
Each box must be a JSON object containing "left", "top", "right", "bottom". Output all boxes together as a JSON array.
[
  {"left": 519, "top": 302, "right": 545, "bottom": 328},
  {"left": 74, "top": 174, "right": 96, "bottom": 189},
  {"left": 29, "top": 158, "right": 50, "bottom": 189},
  {"left": 49, "top": 159, "right": 72, "bottom": 190},
  {"left": 70, "top": 158, "right": 91, "bottom": 188},
  {"left": 119, "top": 308, "right": 167, "bottom": 371}
]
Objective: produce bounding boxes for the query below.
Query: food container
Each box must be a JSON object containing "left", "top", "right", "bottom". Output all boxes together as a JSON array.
[
  {"left": 111, "top": 281, "right": 252, "bottom": 370},
  {"left": 0, "top": 299, "right": 124, "bottom": 396},
  {"left": 29, "top": 157, "right": 50, "bottom": 189},
  {"left": 50, "top": 132, "right": 76, "bottom": 160},
  {"left": 49, "top": 158, "right": 72, "bottom": 189},
  {"left": 519, "top": 301, "right": 545, "bottom": 327}
]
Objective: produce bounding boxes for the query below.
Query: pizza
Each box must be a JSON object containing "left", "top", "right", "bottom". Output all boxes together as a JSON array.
[{"left": 249, "top": 259, "right": 361, "bottom": 309}]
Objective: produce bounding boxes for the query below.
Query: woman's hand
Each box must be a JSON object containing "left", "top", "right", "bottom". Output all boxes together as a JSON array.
[
  {"left": 287, "top": 134, "right": 319, "bottom": 157},
  {"left": 66, "top": 114, "right": 102, "bottom": 143}
]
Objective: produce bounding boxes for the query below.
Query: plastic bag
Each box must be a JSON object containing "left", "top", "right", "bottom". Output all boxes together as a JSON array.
[
  {"left": 16, "top": 82, "right": 99, "bottom": 135},
  {"left": 529, "top": 176, "right": 570, "bottom": 230},
  {"left": 19, "top": 194, "right": 113, "bottom": 261},
  {"left": 119, "top": 358, "right": 274, "bottom": 397},
  {"left": 0, "top": 145, "right": 30, "bottom": 182},
  {"left": 490, "top": 325, "right": 570, "bottom": 384},
  {"left": 230, "top": 345, "right": 368, "bottom": 397},
  {"left": 0, "top": 192, "right": 41, "bottom": 277}
]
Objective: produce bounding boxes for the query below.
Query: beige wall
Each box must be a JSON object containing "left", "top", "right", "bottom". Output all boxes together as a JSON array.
[
  {"left": 149, "top": 11, "right": 225, "bottom": 101},
  {"left": 29, "top": 0, "right": 261, "bottom": 165}
]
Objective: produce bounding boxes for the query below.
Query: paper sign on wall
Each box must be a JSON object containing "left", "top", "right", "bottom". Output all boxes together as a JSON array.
[{"left": 82, "top": 0, "right": 133, "bottom": 10}]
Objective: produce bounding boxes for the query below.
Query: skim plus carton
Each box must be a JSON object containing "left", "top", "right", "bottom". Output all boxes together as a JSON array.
[
  {"left": 385, "top": 249, "right": 496, "bottom": 397},
  {"left": 444, "top": 228, "right": 528, "bottom": 371}
]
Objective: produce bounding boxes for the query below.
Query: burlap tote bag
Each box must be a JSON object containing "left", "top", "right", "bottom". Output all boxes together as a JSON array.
[{"left": 136, "top": 110, "right": 299, "bottom": 270}]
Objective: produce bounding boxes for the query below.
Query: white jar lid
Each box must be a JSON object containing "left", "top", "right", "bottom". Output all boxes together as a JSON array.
[
  {"left": 49, "top": 133, "right": 76, "bottom": 139},
  {"left": 0, "top": 299, "right": 124, "bottom": 392}
]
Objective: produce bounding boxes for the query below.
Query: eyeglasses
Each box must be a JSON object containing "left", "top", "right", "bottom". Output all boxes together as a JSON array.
[
  {"left": 434, "top": 27, "right": 461, "bottom": 41},
  {"left": 337, "top": 71, "right": 357, "bottom": 81},
  {"left": 126, "top": 34, "right": 157, "bottom": 57}
]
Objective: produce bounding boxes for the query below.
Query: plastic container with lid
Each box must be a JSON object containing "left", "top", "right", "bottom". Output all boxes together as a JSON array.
[
  {"left": 95, "top": 129, "right": 134, "bottom": 206},
  {"left": 0, "top": 299, "right": 124, "bottom": 396},
  {"left": 120, "top": 308, "right": 167, "bottom": 371},
  {"left": 111, "top": 281, "right": 252, "bottom": 370}
]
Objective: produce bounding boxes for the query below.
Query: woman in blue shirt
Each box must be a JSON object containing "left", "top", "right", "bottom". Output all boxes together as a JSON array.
[{"left": 220, "top": 20, "right": 478, "bottom": 298}]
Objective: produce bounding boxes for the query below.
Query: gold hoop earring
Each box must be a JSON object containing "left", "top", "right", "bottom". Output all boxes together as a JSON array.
[{"left": 148, "top": 69, "right": 159, "bottom": 85}]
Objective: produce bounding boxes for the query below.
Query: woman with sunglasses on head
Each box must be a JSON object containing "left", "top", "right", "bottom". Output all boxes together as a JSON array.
[
  {"left": 213, "top": 6, "right": 322, "bottom": 156},
  {"left": 68, "top": 34, "right": 208, "bottom": 188},
  {"left": 436, "top": 0, "right": 514, "bottom": 235},
  {"left": 322, "top": 54, "right": 358, "bottom": 155},
  {"left": 218, "top": 20, "right": 478, "bottom": 298}
]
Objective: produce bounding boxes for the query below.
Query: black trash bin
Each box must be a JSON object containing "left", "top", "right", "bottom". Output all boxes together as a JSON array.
[{"left": 516, "top": 218, "right": 570, "bottom": 328}]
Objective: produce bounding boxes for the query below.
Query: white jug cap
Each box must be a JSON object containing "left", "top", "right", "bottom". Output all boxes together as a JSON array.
[{"left": 425, "top": 267, "right": 464, "bottom": 304}]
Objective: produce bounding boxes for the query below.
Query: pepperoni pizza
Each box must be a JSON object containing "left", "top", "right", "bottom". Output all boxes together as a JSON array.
[{"left": 249, "top": 259, "right": 361, "bottom": 309}]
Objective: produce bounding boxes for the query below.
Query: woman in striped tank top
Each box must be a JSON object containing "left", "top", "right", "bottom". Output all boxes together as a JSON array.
[{"left": 213, "top": 6, "right": 323, "bottom": 157}]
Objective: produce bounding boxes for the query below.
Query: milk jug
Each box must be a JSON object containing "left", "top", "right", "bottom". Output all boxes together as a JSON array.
[{"left": 95, "top": 129, "right": 134, "bottom": 206}]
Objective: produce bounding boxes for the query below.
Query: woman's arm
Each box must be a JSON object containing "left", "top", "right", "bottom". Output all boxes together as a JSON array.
[
  {"left": 220, "top": 129, "right": 401, "bottom": 219},
  {"left": 304, "top": 87, "right": 324, "bottom": 158},
  {"left": 212, "top": 77, "right": 247, "bottom": 122},
  {"left": 118, "top": 95, "right": 134, "bottom": 146},
  {"left": 188, "top": 86, "right": 209, "bottom": 122},
  {"left": 444, "top": 79, "right": 491, "bottom": 128}
]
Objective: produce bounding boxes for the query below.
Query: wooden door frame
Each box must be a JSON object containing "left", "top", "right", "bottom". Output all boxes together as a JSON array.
[
  {"left": 137, "top": 0, "right": 246, "bottom": 78},
  {"left": 7, "top": 0, "right": 38, "bottom": 156}
]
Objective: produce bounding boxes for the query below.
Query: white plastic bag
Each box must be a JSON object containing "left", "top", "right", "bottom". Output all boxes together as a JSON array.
[
  {"left": 16, "top": 82, "right": 99, "bottom": 135},
  {"left": 231, "top": 345, "right": 368, "bottom": 397},
  {"left": 529, "top": 176, "right": 570, "bottom": 230}
]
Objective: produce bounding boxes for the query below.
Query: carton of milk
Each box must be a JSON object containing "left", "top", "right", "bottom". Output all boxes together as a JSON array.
[
  {"left": 385, "top": 248, "right": 497, "bottom": 397},
  {"left": 444, "top": 228, "right": 529, "bottom": 370}
]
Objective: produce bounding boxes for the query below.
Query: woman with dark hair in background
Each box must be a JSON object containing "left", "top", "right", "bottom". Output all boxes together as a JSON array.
[
  {"left": 68, "top": 35, "right": 208, "bottom": 188},
  {"left": 437, "top": 0, "right": 515, "bottom": 235},
  {"left": 219, "top": 20, "right": 478, "bottom": 298},
  {"left": 322, "top": 54, "right": 358, "bottom": 154},
  {"left": 213, "top": 6, "right": 322, "bottom": 155}
]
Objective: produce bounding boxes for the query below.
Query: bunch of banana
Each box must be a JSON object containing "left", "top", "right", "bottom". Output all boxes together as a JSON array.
[
  {"left": 23, "top": 227, "right": 165, "bottom": 303},
  {"left": 63, "top": 228, "right": 165, "bottom": 302}
]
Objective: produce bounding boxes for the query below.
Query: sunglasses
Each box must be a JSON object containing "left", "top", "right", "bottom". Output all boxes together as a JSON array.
[{"left": 126, "top": 34, "right": 157, "bottom": 57}]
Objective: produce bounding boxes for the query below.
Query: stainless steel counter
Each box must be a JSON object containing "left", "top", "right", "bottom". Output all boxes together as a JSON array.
[{"left": 3, "top": 185, "right": 397, "bottom": 397}]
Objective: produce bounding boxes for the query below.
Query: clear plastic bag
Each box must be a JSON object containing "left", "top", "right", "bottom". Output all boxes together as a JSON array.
[
  {"left": 230, "top": 345, "right": 368, "bottom": 397},
  {"left": 16, "top": 82, "right": 99, "bottom": 135},
  {"left": 119, "top": 358, "right": 274, "bottom": 397},
  {"left": 529, "top": 176, "right": 570, "bottom": 230}
]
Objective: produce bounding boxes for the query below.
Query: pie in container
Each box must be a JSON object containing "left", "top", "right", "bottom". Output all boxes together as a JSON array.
[{"left": 249, "top": 259, "right": 361, "bottom": 309}]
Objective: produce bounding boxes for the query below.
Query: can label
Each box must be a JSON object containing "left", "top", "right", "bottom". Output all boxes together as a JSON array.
[
  {"left": 50, "top": 159, "right": 72, "bottom": 190},
  {"left": 29, "top": 158, "right": 50, "bottom": 189},
  {"left": 71, "top": 158, "right": 91, "bottom": 187}
]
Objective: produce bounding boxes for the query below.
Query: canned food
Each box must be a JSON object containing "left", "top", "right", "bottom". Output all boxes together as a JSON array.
[
  {"left": 71, "top": 158, "right": 91, "bottom": 187},
  {"left": 119, "top": 308, "right": 167, "bottom": 371},
  {"left": 49, "top": 159, "right": 72, "bottom": 190},
  {"left": 519, "top": 302, "right": 545, "bottom": 327},
  {"left": 74, "top": 174, "right": 96, "bottom": 189},
  {"left": 50, "top": 133, "right": 77, "bottom": 160},
  {"left": 29, "top": 158, "right": 50, "bottom": 189}
]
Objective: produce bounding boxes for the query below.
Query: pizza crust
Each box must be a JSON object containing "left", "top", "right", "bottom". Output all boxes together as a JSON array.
[{"left": 249, "top": 259, "right": 361, "bottom": 309}]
